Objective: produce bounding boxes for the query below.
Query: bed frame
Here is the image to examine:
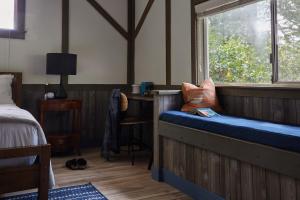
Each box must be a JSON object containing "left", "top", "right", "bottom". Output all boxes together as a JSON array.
[
  {"left": 0, "top": 72, "right": 51, "bottom": 200},
  {"left": 152, "top": 90, "right": 300, "bottom": 200}
]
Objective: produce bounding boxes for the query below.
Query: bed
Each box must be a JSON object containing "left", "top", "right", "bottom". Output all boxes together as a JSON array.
[{"left": 0, "top": 72, "right": 54, "bottom": 200}]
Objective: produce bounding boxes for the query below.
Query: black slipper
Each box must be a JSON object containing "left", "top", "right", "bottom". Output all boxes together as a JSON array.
[
  {"left": 77, "top": 158, "right": 87, "bottom": 170},
  {"left": 65, "top": 159, "right": 78, "bottom": 170}
]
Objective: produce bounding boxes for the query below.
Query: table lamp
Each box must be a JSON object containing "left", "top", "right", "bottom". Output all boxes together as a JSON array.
[{"left": 46, "top": 53, "right": 77, "bottom": 99}]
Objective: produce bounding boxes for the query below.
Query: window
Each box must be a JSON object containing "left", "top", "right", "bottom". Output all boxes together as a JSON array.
[
  {"left": 0, "top": 0, "right": 26, "bottom": 39},
  {"left": 277, "top": 0, "right": 300, "bottom": 82},
  {"left": 196, "top": 0, "right": 300, "bottom": 84}
]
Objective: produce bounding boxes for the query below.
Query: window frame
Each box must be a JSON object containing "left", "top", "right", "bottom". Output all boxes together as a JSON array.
[
  {"left": 0, "top": 0, "right": 26, "bottom": 39},
  {"left": 195, "top": 0, "right": 300, "bottom": 85}
]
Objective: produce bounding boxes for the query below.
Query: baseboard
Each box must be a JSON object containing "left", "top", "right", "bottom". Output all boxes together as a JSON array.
[{"left": 152, "top": 168, "right": 224, "bottom": 200}]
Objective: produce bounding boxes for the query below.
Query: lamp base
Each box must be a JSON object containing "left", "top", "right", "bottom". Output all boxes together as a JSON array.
[{"left": 55, "top": 75, "right": 67, "bottom": 99}]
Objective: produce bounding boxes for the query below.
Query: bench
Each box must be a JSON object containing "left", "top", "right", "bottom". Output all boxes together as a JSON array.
[{"left": 152, "top": 90, "right": 300, "bottom": 200}]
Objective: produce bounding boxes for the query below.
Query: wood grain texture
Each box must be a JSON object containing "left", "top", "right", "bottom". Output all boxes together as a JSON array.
[
  {"left": 218, "top": 89, "right": 300, "bottom": 126},
  {"left": 161, "top": 137, "right": 300, "bottom": 200},
  {"left": 153, "top": 93, "right": 183, "bottom": 171},
  {"left": 52, "top": 149, "right": 191, "bottom": 200},
  {"left": 159, "top": 121, "right": 300, "bottom": 180},
  {"left": 22, "top": 84, "right": 129, "bottom": 148},
  {"left": 0, "top": 145, "right": 50, "bottom": 198}
]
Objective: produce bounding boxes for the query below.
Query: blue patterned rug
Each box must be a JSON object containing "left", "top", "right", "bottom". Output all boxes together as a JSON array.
[{"left": 1, "top": 183, "right": 108, "bottom": 200}]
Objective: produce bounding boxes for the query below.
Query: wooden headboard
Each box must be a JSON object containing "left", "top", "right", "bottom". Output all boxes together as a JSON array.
[{"left": 0, "top": 72, "right": 22, "bottom": 107}]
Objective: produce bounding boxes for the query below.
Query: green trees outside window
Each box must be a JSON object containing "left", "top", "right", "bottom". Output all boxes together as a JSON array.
[{"left": 204, "top": 0, "right": 300, "bottom": 83}]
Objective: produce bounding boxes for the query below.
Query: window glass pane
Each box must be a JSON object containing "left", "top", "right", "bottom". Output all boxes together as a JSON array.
[
  {"left": 0, "top": 0, "right": 15, "bottom": 30},
  {"left": 277, "top": 0, "right": 300, "bottom": 82},
  {"left": 206, "top": 1, "right": 272, "bottom": 83}
]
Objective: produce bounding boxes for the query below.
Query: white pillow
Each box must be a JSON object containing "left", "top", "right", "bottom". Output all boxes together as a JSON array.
[{"left": 0, "top": 74, "right": 14, "bottom": 105}]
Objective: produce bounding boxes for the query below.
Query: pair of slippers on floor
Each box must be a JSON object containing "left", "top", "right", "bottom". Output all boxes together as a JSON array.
[{"left": 66, "top": 158, "right": 87, "bottom": 170}]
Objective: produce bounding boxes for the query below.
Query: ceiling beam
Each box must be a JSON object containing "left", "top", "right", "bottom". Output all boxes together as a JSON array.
[
  {"left": 86, "top": 0, "right": 128, "bottom": 40},
  {"left": 135, "top": 0, "right": 155, "bottom": 38}
]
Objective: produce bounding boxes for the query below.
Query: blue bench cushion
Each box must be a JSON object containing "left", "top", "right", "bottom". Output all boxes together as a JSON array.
[{"left": 160, "top": 111, "right": 300, "bottom": 153}]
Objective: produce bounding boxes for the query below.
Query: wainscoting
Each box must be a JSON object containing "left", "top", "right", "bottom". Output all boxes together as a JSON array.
[
  {"left": 161, "top": 136, "right": 300, "bottom": 200},
  {"left": 21, "top": 84, "right": 130, "bottom": 147},
  {"left": 217, "top": 86, "right": 300, "bottom": 125}
]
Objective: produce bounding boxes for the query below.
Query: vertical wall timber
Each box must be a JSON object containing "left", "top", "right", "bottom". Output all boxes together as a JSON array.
[
  {"left": 166, "top": 0, "right": 171, "bottom": 85},
  {"left": 61, "top": 0, "right": 69, "bottom": 85},
  {"left": 128, "top": 0, "right": 135, "bottom": 84}
]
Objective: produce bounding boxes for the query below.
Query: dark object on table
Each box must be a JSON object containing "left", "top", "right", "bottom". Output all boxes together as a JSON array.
[
  {"left": 140, "top": 82, "right": 153, "bottom": 96},
  {"left": 39, "top": 99, "right": 82, "bottom": 155},
  {"left": 46, "top": 53, "right": 77, "bottom": 99},
  {"left": 102, "top": 89, "right": 121, "bottom": 160}
]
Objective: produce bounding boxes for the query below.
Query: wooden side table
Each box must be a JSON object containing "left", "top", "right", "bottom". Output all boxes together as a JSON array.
[{"left": 39, "top": 99, "right": 82, "bottom": 155}]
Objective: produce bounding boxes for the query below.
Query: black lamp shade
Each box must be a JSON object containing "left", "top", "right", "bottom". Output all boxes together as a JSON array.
[{"left": 46, "top": 53, "right": 77, "bottom": 75}]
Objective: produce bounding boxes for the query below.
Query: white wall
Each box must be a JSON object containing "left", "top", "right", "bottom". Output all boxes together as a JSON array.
[
  {"left": 0, "top": 0, "right": 61, "bottom": 84},
  {"left": 134, "top": 0, "right": 192, "bottom": 85},
  {"left": 135, "top": 0, "right": 166, "bottom": 85},
  {"left": 0, "top": 0, "right": 128, "bottom": 84},
  {"left": 171, "top": 0, "right": 192, "bottom": 85},
  {"left": 69, "top": 0, "right": 127, "bottom": 84}
]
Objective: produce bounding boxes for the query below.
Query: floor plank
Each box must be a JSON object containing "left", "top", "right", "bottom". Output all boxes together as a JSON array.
[{"left": 52, "top": 148, "right": 191, "bottom": 200}]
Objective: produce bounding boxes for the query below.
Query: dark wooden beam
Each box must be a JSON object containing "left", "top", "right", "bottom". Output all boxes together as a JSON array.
[
  {"left": 86, "top": 0, "right": 128, "bottom": 40},
  {"left": 166, "top": 0, "right": 171, "bottom": 85},
  {"left": 127, "top": 0, "right": 135, "bottom": 84},
  {"left": 193, "top": 0, "right": 209, "bottom": 6},
  {"left": 191, "top": 0, "right": 197, "bottom": 84},
  {"left": 62, "top": 0, "right": 69, "bottom": 85},
  {"left": 135, "top": 0, "right": 155, "bottom": 38},
  {"left": 62, "top": 0, "right": 69, "bottom": 53}
]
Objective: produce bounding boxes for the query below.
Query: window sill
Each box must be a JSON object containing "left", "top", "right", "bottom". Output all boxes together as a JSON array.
[
  {"left": 215, "top": 83, "right": 300, "bottom": 90},
  {"left": 0, "top": 30, "right": 26, "bottom": 39}
]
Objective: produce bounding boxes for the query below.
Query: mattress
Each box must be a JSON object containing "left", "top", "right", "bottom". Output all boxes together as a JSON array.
[
  {"left": 0, "top": 122, "right": 38, "bottom": 167},
  {"left": 160, "top": 111, "right": 300, "bottom": 153},
  {"left": 0, "top": 104, "right": 55, "bottom": 187}
]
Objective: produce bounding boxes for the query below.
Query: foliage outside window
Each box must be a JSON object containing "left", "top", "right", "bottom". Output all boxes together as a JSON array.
[
  {"left": 199, "top": 0, "right": 300, "bottom": 84},
  {"left": 0, "top": 0, "right": 26, "bottom": 39}
]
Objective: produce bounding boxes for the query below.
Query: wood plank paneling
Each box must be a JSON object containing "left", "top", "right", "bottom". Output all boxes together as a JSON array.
[
  {"left": 217, "top": 86, "right": 300, "bottom": 126},
  {"left": 208, "top": 152, "right": 221, "bottom": 195},
  {"left": 297, "top": 180, "right": 300, "bottom": 200},
  {"left": 252, "top": 166, "right": 267, "bottom": 200},
  {"left": 280, "top": 176, "right": 297, "bottom": 200},
  {"left": 185, "top": 144, "right": 195, "bottom": 183},
  {"left": 161, "top": 137, "right": 300, "bottom": 200},
  {"left": 266, "top": 171, "right": 281, "bottom": 200},
  {"left": 241, "top": 163, "right": 253, "bottom": 200},
  {"left": 22, "top": 84, "right": 129, "bottom": 147}
]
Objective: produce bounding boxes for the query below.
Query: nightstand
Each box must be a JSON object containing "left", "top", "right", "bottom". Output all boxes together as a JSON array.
[{"left": 39, "top": 99, "right": 82, "bottom": 155}]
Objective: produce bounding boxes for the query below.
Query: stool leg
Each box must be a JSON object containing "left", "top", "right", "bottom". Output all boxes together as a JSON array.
[
  {"left": 139, "top": 124, "right": 143, "bottom": 151},
  {"left": 128, "top": 126, "right": 132, "bottom": 155},
  {"left": 128, "top": 125, "right": 135, "bottom": 165},
  {"left": 131, "top": 143, "right": 135, "bottom": 166},
  {"left": 148, "top": 152, "right": 153, "bottom": 170}
]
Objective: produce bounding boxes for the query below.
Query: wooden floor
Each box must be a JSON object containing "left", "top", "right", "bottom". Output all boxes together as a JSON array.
[{"left": 52, "top": 148, "right": 190, "bottom": 200}]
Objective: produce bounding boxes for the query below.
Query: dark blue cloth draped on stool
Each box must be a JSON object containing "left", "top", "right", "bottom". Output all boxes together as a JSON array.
[{"left": 101, "top": 89, "right": 121, "bottom": 160}]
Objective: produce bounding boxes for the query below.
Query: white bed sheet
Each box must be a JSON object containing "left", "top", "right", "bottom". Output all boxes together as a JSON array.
[
  {"left": 0, "top": 122, "right": 38, "bottom": 167},
  {"left": 0, "top": 104, "right": 55, "bottom": 187}
]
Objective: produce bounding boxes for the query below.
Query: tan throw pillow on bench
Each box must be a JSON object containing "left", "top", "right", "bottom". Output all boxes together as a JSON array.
[{"left": 181, "top": 79, "right": 222, "bottom": 112}]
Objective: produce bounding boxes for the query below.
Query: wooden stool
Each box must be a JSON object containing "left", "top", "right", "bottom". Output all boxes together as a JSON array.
[{"left": 120, "top": 117, "right": 152, "bottom": 166}]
